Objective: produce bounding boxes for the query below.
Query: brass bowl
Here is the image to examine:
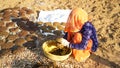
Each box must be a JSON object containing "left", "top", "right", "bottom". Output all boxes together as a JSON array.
[{"left": 42, "top": 40, "right": 72, "bottom": 61}]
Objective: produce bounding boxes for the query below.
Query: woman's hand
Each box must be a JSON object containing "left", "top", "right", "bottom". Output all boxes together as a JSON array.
[{"left": 56, "top": 38, "right": 70, "bottom": 47}]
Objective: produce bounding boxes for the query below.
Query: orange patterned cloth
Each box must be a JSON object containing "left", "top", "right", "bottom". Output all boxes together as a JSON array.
[
  {"left": 64, "top": 8, "right": 93, "bottom": 62},
  {"left": 70, "top": 32, "right": 93, "bottom": 62}
]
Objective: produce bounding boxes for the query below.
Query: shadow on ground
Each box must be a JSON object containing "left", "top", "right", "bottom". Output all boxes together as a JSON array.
[{"left": 90, "top": 53, "right": 120, "bottom": 68}]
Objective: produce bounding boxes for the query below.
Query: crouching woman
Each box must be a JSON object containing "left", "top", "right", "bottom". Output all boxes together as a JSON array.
[{"left": 57, "top": 8, "right": 98, "bottom": 62}]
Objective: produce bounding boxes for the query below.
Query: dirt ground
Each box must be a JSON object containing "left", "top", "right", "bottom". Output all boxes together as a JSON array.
[{"left": 0, "top": 0, "right": 120, "bottom": 68}]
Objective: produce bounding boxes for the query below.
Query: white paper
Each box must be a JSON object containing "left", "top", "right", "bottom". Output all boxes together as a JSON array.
[{"left": 37, "top": 9, "right": 71, "bottom": 22}]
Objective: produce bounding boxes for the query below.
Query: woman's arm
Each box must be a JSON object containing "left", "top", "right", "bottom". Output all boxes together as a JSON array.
[
  {"left": 69, "top": 22, "right": 93, "bottom": 50},
  {"left": 91, "top": 26, "right": 98, "bottom": 52},
  {"left": 63, "top": 22, "right": 98, "bottom": 51}
]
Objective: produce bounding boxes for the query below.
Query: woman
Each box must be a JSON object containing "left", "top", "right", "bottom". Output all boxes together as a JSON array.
[{"left": 57, "top": 8, "right": 98, "bottom": 62}]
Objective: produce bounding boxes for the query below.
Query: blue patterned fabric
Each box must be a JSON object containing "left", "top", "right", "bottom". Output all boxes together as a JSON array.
[{"left": 63, "top": 21, "right": 98, "bottom": 52}]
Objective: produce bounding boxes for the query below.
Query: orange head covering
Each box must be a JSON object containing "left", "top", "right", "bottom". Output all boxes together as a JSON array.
[{"left": 64, "top": 8, "right": 88, "bottom": 32}]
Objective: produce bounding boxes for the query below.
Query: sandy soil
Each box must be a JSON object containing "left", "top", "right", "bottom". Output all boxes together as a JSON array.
[{"left": 0, "top": 0, "right": 120, "bottom": 68}]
